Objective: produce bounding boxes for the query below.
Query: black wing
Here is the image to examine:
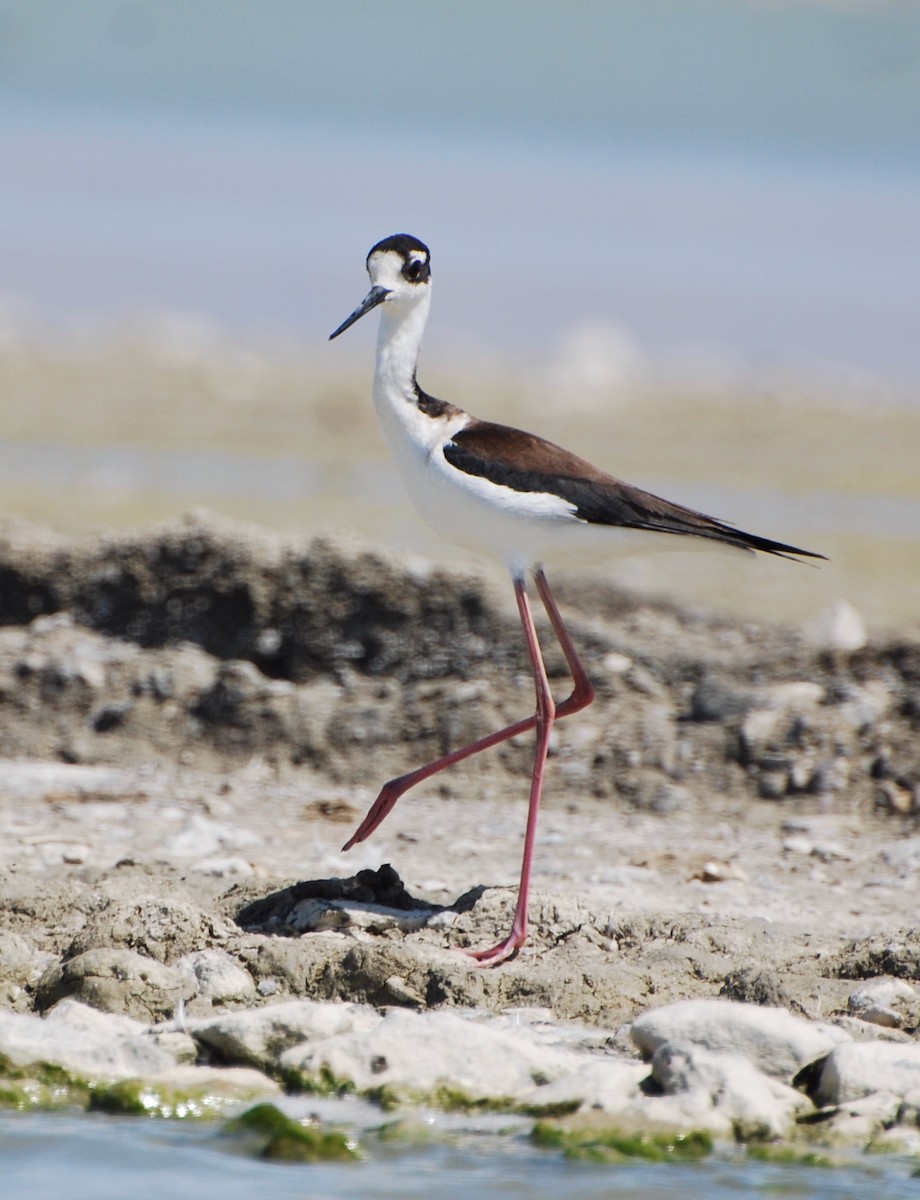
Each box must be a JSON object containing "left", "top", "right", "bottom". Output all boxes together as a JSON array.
[{"left": 444, "top": 420, "right": 825, "bottom": 562}]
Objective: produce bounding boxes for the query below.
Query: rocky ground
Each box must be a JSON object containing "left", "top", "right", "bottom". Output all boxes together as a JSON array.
[{"left": 0, "top": 514, "right": 919, "bottom": 1162}]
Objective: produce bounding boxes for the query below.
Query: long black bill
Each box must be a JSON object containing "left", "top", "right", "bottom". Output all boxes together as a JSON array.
[{"left": 328, "top": 285, "right": 390, "bottom": 340}]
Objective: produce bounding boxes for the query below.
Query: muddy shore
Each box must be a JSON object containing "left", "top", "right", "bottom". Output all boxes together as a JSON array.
[{"left": 0, "top": 515, "right": 918, "bottom": 1153}]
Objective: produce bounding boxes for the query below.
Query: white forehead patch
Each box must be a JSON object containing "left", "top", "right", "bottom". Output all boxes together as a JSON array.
[
  {"left": 367, "top": 248, "right": 427, "bottom": 288},
  {"left": 366, "top": 249, "right": 403, "bottom": 284}
]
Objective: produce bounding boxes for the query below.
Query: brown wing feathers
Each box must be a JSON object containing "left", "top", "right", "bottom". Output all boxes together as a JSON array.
[{"left": 443, "top": 421, "right": 824, "bottom": 562}]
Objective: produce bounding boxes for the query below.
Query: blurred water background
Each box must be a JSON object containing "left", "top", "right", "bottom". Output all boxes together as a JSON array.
[{"left": 1, "top": 1, "right": 919, "bottom": 626}]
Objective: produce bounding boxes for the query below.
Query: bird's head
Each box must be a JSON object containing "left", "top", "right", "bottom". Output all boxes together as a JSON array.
[{"left": 329, "top": 234, "right": 431, "bottom": 340}]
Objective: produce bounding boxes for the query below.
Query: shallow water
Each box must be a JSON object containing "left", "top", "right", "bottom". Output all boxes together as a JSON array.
[{"left": 1, "top": 1111, "right": 917, "bottom": 1200}]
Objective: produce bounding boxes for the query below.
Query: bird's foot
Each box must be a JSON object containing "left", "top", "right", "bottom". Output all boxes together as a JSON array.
[{"left": 461, "top": 927, "right": 526, "bottom": 968}]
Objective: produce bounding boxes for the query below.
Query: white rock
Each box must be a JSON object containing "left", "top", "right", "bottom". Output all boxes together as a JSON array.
[
  {"left": 898, "top": 1088, "right": 920, "bottom": 1129},
  {"left": 848, "top": 978, "right": 917, "bottom": 1029},
  {"left": 0, "top": 931, "right": 56, "bottom": 990},
  {"left": 805, "top": 600, "right": 867, "bottom": 652},
  {"left": 188, "top": 999, "right": 379, "bottom": 1069},
  {"left": 630, "top": 999, "right": 849, "bottom": 1080},
  {"left": 280, "top": 1008, "right": 587, "bottom": 1099},
  {"left": 140, "top": 1064, "right": 281, "bottom": 1110},
  {"left": 0, "top": 760, "right": 129, "bottom": 801},
  {"left": 783, "top": 835, "right": 814, "bottom": 856},
  {"left": 763, "top": 682, "right": 826, "bottom": 710},
  {"left": 652, "top": 1044, "right": 811, "bottom": 1140},
  {"left": 809, "top": 1090, "right": 903, "bottom": 1146},
  {"left": 602, "top": 652, "right": 633, "bottom": 674},
  {"left": 521, "top": 1055, "right": 750, "bottom": 1138},
  {"left": 837, "top": 682, "right": 891, "bottom": 730},
  {"left": 518, "top": 1058, "right": 648, "bottom": 1114},
  {"left": 44, "top": 997, "right": 196, "bottom": 1064},
  {"left": 177, "top": 950, "right": 256, "bottom": 1004},
  {"left": 0, "top": 1002, "right": 178, "bottom": 1081},
  {"left": 44, "top": 997, "right": 148, "bottom": 1038},
  {"left": 815, "top": 1041, "right": 920, "bottom": 1105},
  {"left": 740, "top": 683, "right": 826, "bottom": 758},
  {"left": 740, "top": 709, "right": 787, "bottom": 757}
]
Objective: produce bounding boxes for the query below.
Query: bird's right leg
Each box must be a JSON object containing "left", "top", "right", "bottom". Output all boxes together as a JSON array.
[{"left": 341, "top": 568, "right": 595, "bottom": 851}]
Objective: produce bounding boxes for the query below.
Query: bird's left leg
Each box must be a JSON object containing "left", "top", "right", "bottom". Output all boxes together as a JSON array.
[{"left": 465, "top": 572, "right": 557, "bottom": 964}]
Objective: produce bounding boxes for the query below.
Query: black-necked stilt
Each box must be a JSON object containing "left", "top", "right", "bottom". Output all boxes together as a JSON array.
[{"left": 330, "top": 233, "right": 824, "bottom": 966}]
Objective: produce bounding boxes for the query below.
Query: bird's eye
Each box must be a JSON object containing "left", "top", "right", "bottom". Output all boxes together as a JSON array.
[{"left": 404, "top": 258, "right": 426, "bottom": 282}]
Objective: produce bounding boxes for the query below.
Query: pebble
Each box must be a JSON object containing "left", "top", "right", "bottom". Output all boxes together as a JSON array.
[
  {"left": 177, "top": 950, "right": 257, "bottom": 1005},
  {"left": 690, "top": 679, "right": 755, "bottom": 723},
  {"left": 847, "top": 978, "right": 917, "bottom": 1030},
  {"left": 805, "top": 600, "right": 867, "bottom": 653},
  {"left": 0, "top": 931, "right": 56, "bottom": 1007}
]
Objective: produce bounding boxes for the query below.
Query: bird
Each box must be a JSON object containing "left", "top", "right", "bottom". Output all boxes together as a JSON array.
[{"left": 329, "top": 233, "right": 824, "bottom": 966}]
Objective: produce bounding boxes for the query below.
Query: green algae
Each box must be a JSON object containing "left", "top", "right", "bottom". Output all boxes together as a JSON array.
[
  {"left": 747, "top": 1144, "right": 833, "bottom": 1169},
  {"left": 285, "top": 1061, "right": 521, "bottom": 1117},
  {"left": 0, "top": 1055, "right": 90, "bottom": 1112},
  {"left": 374, "top": 1116, "right": 441, "bottom": 1145},
  {"left": 89, "top": 1078, "right": 267, "bottom": 1121},
  {"left": 517, "top": 1098, "right": 583, "bottom": 1119},
  {"left": 281, "top": 1063, "right": 356, "bottom": 1099},
  {"left": 532, "top": 1121, "right": 713, "bottom": 1164},
  {"left": 224, "top": 1102, "right": 363, "bottom": 1164}
]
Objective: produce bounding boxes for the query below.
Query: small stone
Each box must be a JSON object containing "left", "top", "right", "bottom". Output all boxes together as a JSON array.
[
  {"left": 697, "top": 860, "right": 747, "bottom": 884},
  {"left": 804, "top": 600, "right": 867, "bottom": 652},
  {"left": 782, "top": 835, "right": 813, "bottom": 856},
  {"left": 602, "top": 652, "right": 632, "bottom": 674},
  {"left": 92, "top": 701, "right": 134, "bottom": 733},
  {"left": 177, "top": 950, "right": 256, "bottom": 1005},
  {"left": 758, "top": 770, "right": 789, "bottom": 800},
  {"left": 848, "top": 978, "right": 917, "bottom": 1030},
  {"left": 690, "top": 678, "right": 755, "bottom": 723},
  {"left": 381, "top": 975, "right": 424, "bottom": 1007}
]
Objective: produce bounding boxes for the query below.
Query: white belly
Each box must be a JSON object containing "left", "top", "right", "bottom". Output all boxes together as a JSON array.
[{"left": 391, "top": 434, "right": 671, "bottom": 575}]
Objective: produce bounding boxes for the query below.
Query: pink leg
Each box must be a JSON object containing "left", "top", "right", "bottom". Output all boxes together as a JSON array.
[
  {"left": 464, "top": 575, "right": 556, "bottom": 965},
  {"left": 341, "top": 569, "right": 594, "bottom": 853}
]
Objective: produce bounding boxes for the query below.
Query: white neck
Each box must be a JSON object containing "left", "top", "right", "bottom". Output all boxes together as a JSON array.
[{"left": 374, "top": 289, "right": 432, "bottom": 402}]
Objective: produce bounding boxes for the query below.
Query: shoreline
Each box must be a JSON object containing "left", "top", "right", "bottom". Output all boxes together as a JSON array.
[{"left": 0, "top": 516, "right": 918, "bottom": 1163}]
